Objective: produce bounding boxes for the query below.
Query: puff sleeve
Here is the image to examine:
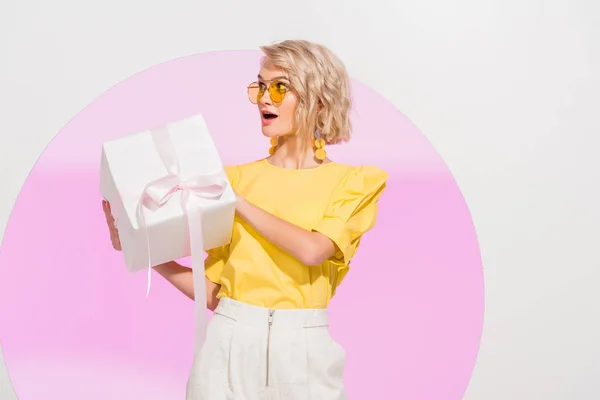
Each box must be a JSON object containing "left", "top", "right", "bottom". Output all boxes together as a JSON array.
[
  {"left": 204, "top": 164, "right": 240, "bottom": 284},
  {"left": 313, "top": 165, "right": 388, "bottom": 265}
]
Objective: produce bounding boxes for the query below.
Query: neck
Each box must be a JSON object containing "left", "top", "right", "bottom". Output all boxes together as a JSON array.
[{"left": 270, "top": 134, "right": 319, "bottom": 169}]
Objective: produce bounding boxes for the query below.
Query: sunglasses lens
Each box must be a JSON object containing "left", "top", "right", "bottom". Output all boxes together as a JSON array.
[
  {"left": 269, "top": 81, "right": 287, "bottom": 103},
  {"left": 247, "top": 83, "right": 261, "bottom": 104}
]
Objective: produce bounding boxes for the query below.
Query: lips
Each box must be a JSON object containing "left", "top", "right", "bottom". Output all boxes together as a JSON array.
[
  {"left": 261, "top": 110, "right": 278, "bottom": 125},
  {"left": 261, "top": 111, "right": 278, "bottom": 120}
]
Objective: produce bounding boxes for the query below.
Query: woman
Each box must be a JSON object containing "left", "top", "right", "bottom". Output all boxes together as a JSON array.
[{"left": 102, "top": 40, "right": 388, "bottom": 400}]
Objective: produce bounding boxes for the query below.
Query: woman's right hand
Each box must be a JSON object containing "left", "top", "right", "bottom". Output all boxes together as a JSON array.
[
  {"left": 102, "top": 199, "right": 220, "bottom": 308},
  {"left": 102, "top": 199, "right": 122, "bottom": 251}
]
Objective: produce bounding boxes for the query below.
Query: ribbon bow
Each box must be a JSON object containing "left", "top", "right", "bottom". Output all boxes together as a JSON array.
[{"left": 136, "top": 126, "right": 228, "bottom": 352}]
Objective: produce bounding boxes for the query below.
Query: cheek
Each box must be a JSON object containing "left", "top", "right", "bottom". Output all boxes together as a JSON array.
[{"left": 278, "top": 97, "right": 297, "bottom": 126}]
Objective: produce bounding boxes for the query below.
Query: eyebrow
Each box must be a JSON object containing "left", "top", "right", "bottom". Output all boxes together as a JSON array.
[{"left": 258, "top": 74, "right": 290, "bottom": 82}]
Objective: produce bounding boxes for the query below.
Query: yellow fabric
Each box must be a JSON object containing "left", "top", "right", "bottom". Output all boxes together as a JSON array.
[{"left": 204, "top": 158, "right": 388, "bottom": 309}]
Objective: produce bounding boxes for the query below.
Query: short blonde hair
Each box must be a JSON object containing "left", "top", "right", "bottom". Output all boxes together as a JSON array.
[{"left": 260, "top": 40, "right": 352, "bottom": 145}]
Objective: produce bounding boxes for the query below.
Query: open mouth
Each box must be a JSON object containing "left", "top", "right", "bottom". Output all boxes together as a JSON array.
[{"left": 262, "top": 111, "right": 278, "bottom": 120}]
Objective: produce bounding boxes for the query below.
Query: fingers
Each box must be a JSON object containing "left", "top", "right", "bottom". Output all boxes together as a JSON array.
[
  {"left": 109, "top": 224, "right": 122, "bottom": 251},
  {"left": 102, "top": 199, "right": 112, "bottom": 220},
  {"left": 102, "top": 200, "right": 116, "bottom": 224},
  {"left": 111, "top": 234, "right": 122, "bottom": 251},
  {"left": 102, "top": 199, "right": 122, "bottom": 251},
  {"left": 102, "top": 199, "right": 112, "bottom": 213}
]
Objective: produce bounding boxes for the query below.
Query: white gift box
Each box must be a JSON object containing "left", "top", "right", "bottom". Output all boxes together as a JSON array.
[{"left": 99, "top": 114, "right": 236, "bottom": 273}]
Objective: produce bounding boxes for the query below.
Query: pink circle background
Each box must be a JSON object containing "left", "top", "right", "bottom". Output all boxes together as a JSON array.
[{"left": 0, "top": 51, "right": 483, "bottom": 399}]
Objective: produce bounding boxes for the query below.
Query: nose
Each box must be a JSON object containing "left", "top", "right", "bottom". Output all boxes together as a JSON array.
[{"left": 258, "top": 87, "right": 272, "bottom": 106}]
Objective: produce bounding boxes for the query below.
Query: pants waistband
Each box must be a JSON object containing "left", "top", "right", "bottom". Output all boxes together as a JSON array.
[{"left": 214, "top": 298, "right": 329, "bottom": 329}]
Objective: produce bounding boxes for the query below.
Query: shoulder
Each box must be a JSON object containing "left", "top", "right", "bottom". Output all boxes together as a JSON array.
[
  {"left": 334, "top": 163, "right": 389, "bottom": 190},
  {"left": 321, "top": 163, "right": 388, "bottom": 205},
  {"left": 350, "top": 164, "right": 388, "bottom": 181},
  {"left": 321, "top": 164, "right": 388, "bottom": 222}
]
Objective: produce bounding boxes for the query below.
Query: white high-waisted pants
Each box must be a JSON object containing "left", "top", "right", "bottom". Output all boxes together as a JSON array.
[{"left": 186, "top": 298, "right": 346, "bottom": 400}]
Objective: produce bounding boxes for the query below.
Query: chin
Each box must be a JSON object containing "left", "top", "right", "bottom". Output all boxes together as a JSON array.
[{"left": 261, "top": 126, "right": 281, "bottom": 138}]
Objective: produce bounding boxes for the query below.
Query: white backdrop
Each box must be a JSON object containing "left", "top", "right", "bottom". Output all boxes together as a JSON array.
[{"left": 1, "top": 0, "right": 599, "bottom": 398}]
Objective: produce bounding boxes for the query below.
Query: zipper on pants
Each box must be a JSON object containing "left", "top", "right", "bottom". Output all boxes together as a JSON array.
[{"left": 266, "top": 309, "right": 275, "bottom": 387}]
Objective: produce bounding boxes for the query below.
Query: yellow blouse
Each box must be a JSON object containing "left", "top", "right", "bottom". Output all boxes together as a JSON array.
[{"left": 204, "top": 158, "right": 388, "bottom": 309}]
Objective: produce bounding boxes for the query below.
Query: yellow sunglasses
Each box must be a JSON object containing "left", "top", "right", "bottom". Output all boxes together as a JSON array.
[{"left": 247, "top": 81, "right": 290, "bottom": 105}]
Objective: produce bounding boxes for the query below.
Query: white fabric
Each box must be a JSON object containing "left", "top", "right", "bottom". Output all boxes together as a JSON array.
[{"left": 186, "top": 298, "right": 347, "bottom": 400}]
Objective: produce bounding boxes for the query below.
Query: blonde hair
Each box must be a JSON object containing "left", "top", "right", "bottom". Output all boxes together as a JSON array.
[{"left": 260, "top": 40, "right": 352, "bottom": 145}]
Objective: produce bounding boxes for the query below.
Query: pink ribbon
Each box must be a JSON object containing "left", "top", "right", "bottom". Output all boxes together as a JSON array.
[{"left": 136, "top": 126, "right": 228, "bottom": 352}]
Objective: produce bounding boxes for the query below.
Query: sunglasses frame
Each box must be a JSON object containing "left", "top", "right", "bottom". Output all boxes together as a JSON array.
[{"left": 247, "top": 80, "right": 291, "bottom": 105}]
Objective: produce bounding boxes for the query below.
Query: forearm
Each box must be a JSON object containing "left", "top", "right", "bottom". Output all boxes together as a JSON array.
[
  {"left": 153, "top": 261, "right": 220, "bottom": 311},
  {"left": 235, "top": 197, "right": 335, "bottom": 266}
]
